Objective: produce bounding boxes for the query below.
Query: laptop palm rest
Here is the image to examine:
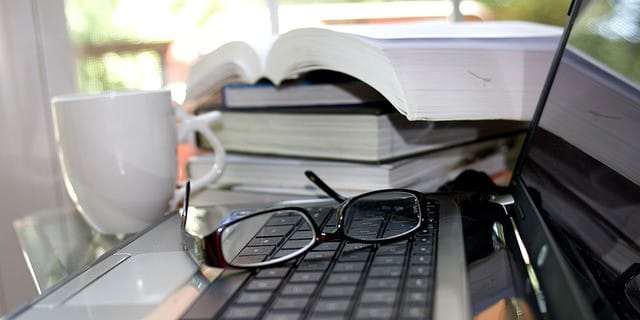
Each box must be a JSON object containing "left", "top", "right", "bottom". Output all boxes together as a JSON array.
[
  {"left": 65, "top": 251, "right": 197, "bottom": 306},
  {"left": 34, "top": 213, "right": 198, "bottom": 307},
  {"left": 37, "top": 251, "right": 197, "bottom": 308}
]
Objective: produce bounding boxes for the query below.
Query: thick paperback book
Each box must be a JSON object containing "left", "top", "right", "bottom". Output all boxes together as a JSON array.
[{"left": 184, "top": 21, "right": 561, "bottom": 121}]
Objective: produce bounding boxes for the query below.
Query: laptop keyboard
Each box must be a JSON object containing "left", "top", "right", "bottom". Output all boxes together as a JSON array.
[{"left": 182, "top": 200, "right": 439, "bottom": 320}]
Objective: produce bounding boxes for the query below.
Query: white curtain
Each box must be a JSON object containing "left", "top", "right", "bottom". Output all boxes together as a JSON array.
[{"left": 0, "top": 0, "right": 74, "bottom": 313}]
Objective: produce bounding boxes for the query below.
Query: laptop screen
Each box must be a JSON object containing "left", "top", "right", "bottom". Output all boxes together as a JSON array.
[{"left": 517, "top": 0, "right": 640, "bottom": 316}]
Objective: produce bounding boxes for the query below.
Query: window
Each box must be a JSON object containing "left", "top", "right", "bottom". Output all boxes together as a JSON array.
[{"left": 64, "top": 0, "right": 572, "bottom": 95}]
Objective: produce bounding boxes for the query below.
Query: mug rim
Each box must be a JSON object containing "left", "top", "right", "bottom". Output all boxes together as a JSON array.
[{"left": 52, "top": 89, "right": 170, "bottom": 104}]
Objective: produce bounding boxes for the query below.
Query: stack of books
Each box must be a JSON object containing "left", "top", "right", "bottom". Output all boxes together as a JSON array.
[
  {"left": 188, "top": 74, "right": 523, "bottom": 195},
  {"left": 184, "top": 21, "right": 561, "bottom": 196},
  {"left": 188, "top": 138, "right": 517, "bottom": 196}
]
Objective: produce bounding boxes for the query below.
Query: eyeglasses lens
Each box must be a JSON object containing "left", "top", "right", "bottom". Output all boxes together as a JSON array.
[
  {"left": 343, "top": 191, "right": 421, "bottom": 241},
  {"left": 221, "top": 210, "right": 314, "bottom": 268}
]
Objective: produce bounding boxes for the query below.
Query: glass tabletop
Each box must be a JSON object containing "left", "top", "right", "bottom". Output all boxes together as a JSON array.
[
  {"left": 12, "top": 188, "right": 314, "bottom": 293},
  {"left": 12, "top": 206, "right": 128, "bottom": 293}
]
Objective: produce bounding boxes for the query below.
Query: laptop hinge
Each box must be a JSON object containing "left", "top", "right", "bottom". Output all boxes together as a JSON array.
[{"left": 489, "top": 193, "right": 550, "bottom": 315}]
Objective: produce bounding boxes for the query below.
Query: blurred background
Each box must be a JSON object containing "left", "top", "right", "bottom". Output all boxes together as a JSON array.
[
  {"left": 65, "top": 0, "right": 575, "bottom": 95},
  {"left": 64, "top": 0, "right": 640, "bottom": 96}
]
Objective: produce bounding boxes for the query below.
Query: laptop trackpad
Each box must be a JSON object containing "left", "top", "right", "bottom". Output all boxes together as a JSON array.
[{"left": 65, "top": 251, "right": 197, "bottom": 306}]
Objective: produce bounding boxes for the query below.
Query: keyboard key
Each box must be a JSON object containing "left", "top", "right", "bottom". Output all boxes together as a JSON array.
[
  {"left": 319, "top": 285, "right": 357, "bottom": 298},
  {"left": 363, "top": 278, "right": 399, "bottom": 290},
  {"left": 359, "top": 291, "right": 397, "bottom": 305},
  {"left": 415, "top": 229, "right": 431, "bottom": 238},
  {"left": 274, "top": 211, "right": 298, "bottom": 217},
  {"left": 297, "top": 223, "right": 311, "bottom": 231},
  {"left": 338, "top": 251, "right": 369, "bottom": 262},
  {"left": 347, "top": 229, "right": 378, "bottom": 238},
  {"left": 249, "top": 237, "right": 282, "bottom": 247},
  {"left": 246, "top": 279, "right": 282, "bottom": 291},
  {"left": 289, "top": 271, "right": 323, "bottom": 283},
  {"left": 342, "top": 242, "right": 372, "bottom": 252},
  {"left": 368, "top": 265, "right": 403, "bottom": 277},
  {"left": 371, "top": 255, "right": 404, "bottom": 266},
  {"left": 384, "top": 226, "right": 414, "bottom": 237},
  {"left": 235, "top": 291, "right": 272, "bottom": 305},
  {"left": 233, "top": 255, "right": 267, "bottom": 265},
  {"left": 240, "top": 246, "right": 274, "bottom": 256},
  {"left": 405, "top": 277, "right": 430, "bottom": 290},
  {"left": 354, "top": 306, "right": 394, "bottom": 319},
  {"left": 255, "top": 267, "right": 290, "bottom": 279},
  {"left": 281, "top": 283, "right": 318, "bottom": 296},
  {"left": 413, "top": 244, "right": 433, "bottom": 254},
  {"left": 272, "top": 248, "right": 300, "bottom": 259},
  {"left": 376, "top": 244, "right": 407, "bottom": 256},
  {"left": 410, "top": 254, "right": 432, "bottom": 265},
  {"left": 265, "top": 215, "right": 302, "bottom": 226},
  {"left": 290, "top": 230, "right": 314, "bottom": 240},
  {"left": 282, "top": 239, "right": 313, "bottom": 250},
  {"left": 223, "top": 305, "right": 262, "bottom": 319},
  {"left": 272, "top": 297, "right": 309, "bottom": 310},
  {"left": 326, "top": 272, "right": 360, "bottom": 285},
  {"left": 313, "top": 299, "right": 351, "bottom": 313},
  {"left": 415, "top": 236, "right": 433, "bottom": 244},
  {"left": 310, "top": 311, "right": 348, "bottom": 320},
  {"left": 297, "top": 260, "right": 331, "bottom": 271},
  {"left": 258, "top": 225, "right": 294, "bottom": 237},
  {"left": 408, "top": 265, "right": 430, "bottom": 277},
  {"left": 332, "top": 262, "right": 366, "bottom": 273},
  {"left": 304, "top": 251, "right": 335, "bottom": 261},
  {"left": 404, "top": 290, "right": 428, "bottom": 305},
  {"left": 399, "top": 306, "right": 430, "bottom": 319},
  {"left": 263, "top": 310, "right": 303, "bottom": 320},
  {"left": 313, "top": 242, "right": 340, "bottom": 252}
]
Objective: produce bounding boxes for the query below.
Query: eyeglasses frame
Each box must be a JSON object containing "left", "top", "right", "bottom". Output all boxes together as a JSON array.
[{"left": 181, "top": 172, "right": 429, "bottom": 269}]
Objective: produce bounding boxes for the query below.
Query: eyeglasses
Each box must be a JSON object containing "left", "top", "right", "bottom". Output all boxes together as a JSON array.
[{"left": 181, "top": 171, "right": 430, "bottom": 269}]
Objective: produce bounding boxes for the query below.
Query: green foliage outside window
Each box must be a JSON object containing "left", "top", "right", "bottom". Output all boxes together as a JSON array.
[
  {"left": 476, "top": 0, "right": 572, "bottom": 26},
  {"left": 65, "top": 0, "right": 225, "bottom": 92},
  {"left": 75, "top": 51, "right": 164, "bottom": 92}
]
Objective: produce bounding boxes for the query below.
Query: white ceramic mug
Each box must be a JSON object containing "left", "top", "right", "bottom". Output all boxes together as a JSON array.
[{"left": 51, "top": 89, "right": 225, "bottom": 234}]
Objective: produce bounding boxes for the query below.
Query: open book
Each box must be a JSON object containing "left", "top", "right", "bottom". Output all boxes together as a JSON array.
[{"left": 184, "top": 21, "right": 562, "bottom": 121}]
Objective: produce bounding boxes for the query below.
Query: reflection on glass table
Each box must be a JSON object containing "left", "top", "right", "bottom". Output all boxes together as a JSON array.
[
  {"left": 12, "top": 188, "right": 315, "bottom": 294},
  {"left": 12, "top": 206, "right": 127, "bottom": 293}
]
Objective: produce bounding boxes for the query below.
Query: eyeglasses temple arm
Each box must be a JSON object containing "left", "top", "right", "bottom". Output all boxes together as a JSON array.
[
  {"left": 180, "top": 180, "right": 191, "bottom": 246},
  {"left": 180, "top": 181, "right": 225, "bottom": 270},
  {"left": 304, "top": 170, "right": 347, "bottom": 202}
]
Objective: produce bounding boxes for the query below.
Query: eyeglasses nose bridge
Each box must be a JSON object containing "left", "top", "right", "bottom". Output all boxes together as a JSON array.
[{"left": 316, "top": 230, "right": 341, "bottom": 244}]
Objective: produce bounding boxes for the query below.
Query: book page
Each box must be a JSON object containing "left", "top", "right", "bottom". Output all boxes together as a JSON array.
[
  {"left": 184, "top": 40, "right": 271, "bottom": 111},
  {"left": 328, "top": 21, "right": 561, "bottom": 41},
  {"left": 264, "top": 28, "right": 407, "bottom": 115}
]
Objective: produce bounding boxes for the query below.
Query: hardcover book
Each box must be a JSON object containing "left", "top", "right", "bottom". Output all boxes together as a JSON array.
[{"left": 199, "top": 110, "right": 525, "bottom": 161}]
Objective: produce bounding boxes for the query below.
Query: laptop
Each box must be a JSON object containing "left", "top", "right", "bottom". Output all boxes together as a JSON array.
[{"left": 7, "top": 0, "right": 640, "bottom": 318}]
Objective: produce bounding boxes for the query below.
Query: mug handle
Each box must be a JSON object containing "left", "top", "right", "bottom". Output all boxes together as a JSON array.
[{"left": 171, "top": 106, "right": 226, "bottom": 209}]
